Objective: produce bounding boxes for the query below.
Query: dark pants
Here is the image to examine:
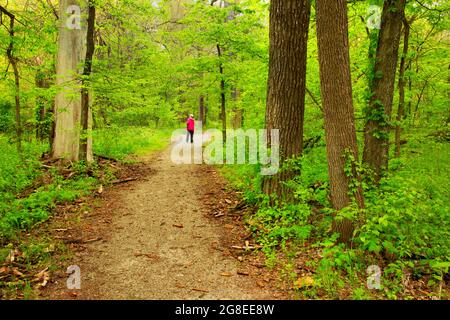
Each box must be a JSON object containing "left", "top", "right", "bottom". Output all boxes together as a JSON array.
[{"left": 187, "top": 130, "right": 194, "bottom": 143}]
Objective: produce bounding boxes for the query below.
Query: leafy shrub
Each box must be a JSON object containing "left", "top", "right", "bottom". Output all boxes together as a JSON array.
[{"left": 0, "top": 101, "right": 14, "bottom": 133}]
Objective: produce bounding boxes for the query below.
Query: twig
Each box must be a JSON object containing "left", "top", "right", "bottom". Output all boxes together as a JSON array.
[{"left": 110, "top": 177, "right": 137, "bottom": 184}]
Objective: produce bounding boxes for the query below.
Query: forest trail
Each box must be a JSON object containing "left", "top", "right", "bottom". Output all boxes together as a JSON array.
[{"left": 62, "top": 144, "right": 273, "bottom": 300}]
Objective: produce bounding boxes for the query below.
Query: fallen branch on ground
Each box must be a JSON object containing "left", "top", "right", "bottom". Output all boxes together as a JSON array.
[{"left": 110, "top": 177, "right": 138, "bottom": 184}]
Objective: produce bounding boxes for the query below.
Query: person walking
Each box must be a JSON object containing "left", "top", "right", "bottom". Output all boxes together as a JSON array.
[{"left": 186, "top": 114, "right": 195, "bottom": 144}]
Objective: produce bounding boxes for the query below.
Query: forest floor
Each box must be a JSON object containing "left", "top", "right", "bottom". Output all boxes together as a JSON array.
[{"left": 42, "top": 145, "right": 289, "bottom": 300}]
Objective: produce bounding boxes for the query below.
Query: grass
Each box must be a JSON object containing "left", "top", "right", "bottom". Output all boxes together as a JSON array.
[{"left": 93, "top": 126, "right": 173, "bottom": 161}]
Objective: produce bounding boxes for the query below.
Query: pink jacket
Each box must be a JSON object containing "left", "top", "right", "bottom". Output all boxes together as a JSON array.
[{"left": 186, "top": 118, "right": 195, "bottom": 131}]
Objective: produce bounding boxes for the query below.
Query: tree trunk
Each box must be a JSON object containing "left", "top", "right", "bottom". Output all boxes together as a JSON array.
[
  {"left": 217, "top": 44, "right": 227, "bottom": 144},
  {"left": 35, "top": 72, "right": 51, "bottom": 141},
  {"left": 232, "top": 108, "right": 243, "bottom": 129},
  {"left": 204, "top": 95, "right": 209, "bottom": 126},
  {"left": 447, "top": 64, "right": 450, "bottom": 124},
  {"left": 232, "top": 88, "right": 243, "bottom": 128},
  {"left": 52, "top": 0, "right": 85, "bottom": 161},
  {"left": 11, "top": 50, "right": 22, "bottom": 157},
  {"left": 79, "top": 1, "right": 95, "bottom": 163},
  {"left": 261, "top": 0, "right": 311, "bottom": 200},
  {"left": 199, "top": 95, "right": 205, "bottom": 127},
  {"left": 0, "top": 6, "right": 22, "bottom": 157},
  {"left": 363, "top": 0, "right": 406, "bottom": 181},
  {"left": 316, "top": 0, "right": 365, "bottom": 243},
  {"left": 395, "top": 17, "right": 411, "bottom": 158}
]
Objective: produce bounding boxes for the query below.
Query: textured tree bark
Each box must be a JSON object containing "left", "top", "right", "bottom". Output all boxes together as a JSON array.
[
  {"left": 395, "top": 18, "right": 411, "bottom": 158},
  {"left": 53, "top": 0, "right": 85, "bottom": 161},
  {"left": 316, "top": 0, "right": 365, "bottom": 243},
  {"left": 262, "top": 0, "right": 311, "bottom": 200},
  {"left": 79, "top": 1, "right": 95, "bottom": 163},
  {"left": 363, "top": 0, "right": 406, "bottom": 181}
]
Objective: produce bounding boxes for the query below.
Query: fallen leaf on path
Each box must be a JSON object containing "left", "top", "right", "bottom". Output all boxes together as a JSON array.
[
  {"left": 192, "top": 288, "right": 209, "bottom": 293},
  {"left": 237, "top": 270, "right": 249, "bottom": 276},
  {"left": 0, "top": 266, "right": 9, "bottom": 274},
  {"left": 220, "top": 272, "right": 233, "bottom": 277},
  {"left": 67, "top": 292, "right": 79, "bottom": 298},
  {"left": 172, "top": 224, "right": 184, "bottom": 228},
  {"left": 224, "top": 224, "right": 234, "bottom": 229},
  {"left": 225, "top": 199, "right": 232, "bottom": 204}
]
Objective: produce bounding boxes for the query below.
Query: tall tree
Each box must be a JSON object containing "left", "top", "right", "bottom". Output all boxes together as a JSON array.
[
  {"left": 262, "top": 0, "right": 311, "bottom": 199},
  {"left": 213, "top": 0, "right": 230, "bottom": 144},
  {"left": 217, "top": 43, "right": 227, "bottom": 143},
  {"left": 363, "top": 0, "right": 406, "bottom": 181},
  {"left": 316, "top": 0, "right": 364, "bottom": 243},
  {"left": 0, "top": 6, "right": 22, "bottom": 157},
  {"left": 199, "top": 95, "right": 206, "bottom": 126},
  {"left": 79, "top": 1, "right": 95, "bottom": 162},
  {"left": 35, "top": 66, "right": 51, "bottom": 142},
  {"left": 395, "top": 16, "right": 414, "bottom": 158},
  {"left": 52, "top": 0, "right": 85, "bottom": 161}
]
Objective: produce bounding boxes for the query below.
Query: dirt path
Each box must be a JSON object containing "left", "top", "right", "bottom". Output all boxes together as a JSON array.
[{"left": 60, "top": 145, "right": 274, "bottom": 300}]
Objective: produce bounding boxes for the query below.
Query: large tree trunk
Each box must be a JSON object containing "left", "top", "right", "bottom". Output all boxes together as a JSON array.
[
  {"left": 261, "top": 0, "right": 311, "bottom": 200},
  {"left": 363, "top": 0, "right": 406, "bottom": 181},
  {"left": 52, "top": 0, "right": 85, "bottom": 161},
  {"left": 395, "top": 17, "right": 411, "bottom": 158},
  {"left": 79, "top": 1, "right": 95, "bottom": 163},
  {"left": 316, "top": 0, "right": 364, "bottom": 244}
]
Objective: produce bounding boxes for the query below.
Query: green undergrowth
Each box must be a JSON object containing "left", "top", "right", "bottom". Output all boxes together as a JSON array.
[
  {"left": 0, "top": 127, "right": 172, "bottom": 242},
  {"left": 0, "top": 128, "right": 172, "bottom": 298},
  {"left": 93, "top": 126, "right": 173, "bottom": 161},
  {"left": 220, "top": 130, "right": 449, "bottom": 300}
]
